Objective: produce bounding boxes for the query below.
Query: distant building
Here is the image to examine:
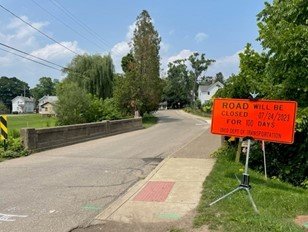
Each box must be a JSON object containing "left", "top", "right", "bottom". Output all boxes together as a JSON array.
[
  {"left": 38, "top": 96, "right": 58, "bottom": 115},
  {"left": 11, "top": 96, "right": 35, "bottom": 113},
  {"left": 198, "top": 81, "right": 224, "bottom": 104},
  {"left": 159, "top": 101, "right": 167, "bottom": 110}
]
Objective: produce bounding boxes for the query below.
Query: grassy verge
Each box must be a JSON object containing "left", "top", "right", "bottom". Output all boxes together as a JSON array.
[
  {"left": 142, "top": 113, "right": 158, "bottom": 129},
  {"left": 7, "top": 114, "right": 57, "bottom": 134},
  {"left": 195, "top": 146, "right": 308, "bottom": 232},
  {"left": 184, "top": 107, "right": 211, "bottom": 118}
]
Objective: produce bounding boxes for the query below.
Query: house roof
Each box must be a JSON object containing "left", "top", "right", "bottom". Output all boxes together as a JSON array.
[
  {"left": 41, "top": 101, "right": 56, "bottom": 107},
  {"left": 39, "top": 95, "right": 58, "bottom": 103},
  {"left": 199, "top": 81, "right": 224, "bottom": 92},
  {"left": 11, "top": 96, "right": 35, "bottom": 102}
]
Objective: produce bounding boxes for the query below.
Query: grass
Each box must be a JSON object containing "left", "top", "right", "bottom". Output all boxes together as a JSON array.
[
  {"left": 142, "top": 113, "right": 158, "bottom": 128},
  {"left": 6, "top": 112, "right": 156, "bottom": 136},
  {"left": 7, "top": 114, "right": 57, "bottom": 134},
  {"left": 184, "top": 107, "right": 211, "bottom": 118},
  {"left": 194, "top": 146, "right": 308, "bottom": 232}
]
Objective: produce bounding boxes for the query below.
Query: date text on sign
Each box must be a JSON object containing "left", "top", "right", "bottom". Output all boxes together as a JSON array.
[{"left": 211, "top": 98, "right": 297, "bottom": 144}]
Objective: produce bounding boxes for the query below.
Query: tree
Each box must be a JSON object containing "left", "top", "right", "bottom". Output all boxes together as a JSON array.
[
  {"left": 214, "top": 72, "right": 225, "bottom": 84},
  {"left": 121, "top": 52, "right": 135, "bottom": 73},
  {"left": 0, "top": 101, "right": 9, "bottom": 114},
  {"left": 200, "top": 76, "right": 214, "bottom": 85},
  {"left": 257, "top": 0, "right": 308, "bottom": 107},
  {"left": 64, "top": 54, "right": 115, "bottom": 100},
  {"left": 132, "top": 10, "right": 162, "bottom": 114},
  {"left": 188, "top": 53, "right": 215, "bottom": 104},
  {"left": 162, "top": 59, "right": 193, "bottom": 108},
  {"left": 55, "top": 81, "right": 93, "bottom": 125},
  {"left": 215, "top": 44, "right": 268, "bottom": 99},
  {"left": 30, "top": 77, "right": 58, "bottom": 101},
  {"left": 113, "top": 71, "right": 143, "bottom": 115},
  {"left": 0, "top": 76, "right": 30, "bottom": 111}
]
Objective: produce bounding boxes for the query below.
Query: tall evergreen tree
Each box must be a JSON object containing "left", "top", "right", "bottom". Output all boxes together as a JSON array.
[{"left": 132, "top": 10, "right": 162, "bottom": 114}]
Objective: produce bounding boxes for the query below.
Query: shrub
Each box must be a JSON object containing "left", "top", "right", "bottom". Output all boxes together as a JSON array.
[
  {"left": 0, "top": 137, "right": 29, "bottom": 161},
  {"left": 101, "top": 98, "right": 123, "bottom": 120},
  {"left": 0, "top": 101, "right": 9, "bottom": 114},
  {"left": 9, "top": 129, "right": 20, "bottom": 138},
  {"left": 247, "top": 108, "right": 308, "bottom": 188}
]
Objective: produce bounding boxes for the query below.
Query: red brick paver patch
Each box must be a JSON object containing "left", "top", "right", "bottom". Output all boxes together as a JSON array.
[
  {"left": 295, "top": 215, "right": 308, "bottom": 229},
  {"left": 133, "top": 181, "right": 175, "bottom": 202}
]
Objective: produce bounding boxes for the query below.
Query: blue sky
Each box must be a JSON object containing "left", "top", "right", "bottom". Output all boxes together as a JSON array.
[{"left": 0, "top": 0, "right": 266, "bottom": 87}]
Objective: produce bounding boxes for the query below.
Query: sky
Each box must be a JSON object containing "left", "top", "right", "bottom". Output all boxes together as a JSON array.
[{"left": 0, "top": 0, "right": 266, "bottom": 87}]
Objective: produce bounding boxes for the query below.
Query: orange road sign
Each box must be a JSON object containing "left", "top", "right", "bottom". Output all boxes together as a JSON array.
[{"left": 211, "top": 98, "right": 297, "bottom": 144}]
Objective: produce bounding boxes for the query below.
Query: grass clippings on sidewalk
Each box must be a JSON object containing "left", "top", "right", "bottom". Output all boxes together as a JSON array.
[{"left": 195, "top": 146, "right": 308, "bottom": 232}]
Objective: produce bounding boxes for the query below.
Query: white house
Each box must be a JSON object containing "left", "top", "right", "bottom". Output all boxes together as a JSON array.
[
  {"left": 198, "top": 81, "right": 224, "bottom": 104},
  {"left": 11, "top": 96, "right": 35, "bottom": 113},
  {"left": 38, "top": 95, "right": 58, "bottom": 115}
]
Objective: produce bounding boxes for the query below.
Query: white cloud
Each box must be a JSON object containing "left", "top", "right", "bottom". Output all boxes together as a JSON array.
[
  {"left": 30, "top": 41, "right": 84, "bottom": 60},
  {"left": 167, "top": 49, "right": 194, "bottom": 64},
  {"left": 0, "top": 16, "right": 86, "bottom": 87},
  {"left": 126, "top": 22, "right": 136, "bottom": 41},
  {"left": 110, "top": 22, "right": 137, "bottom": 73},
  {"left": 207, "top": 51, "right": 241, "bottom": 78},
  {"left": 159, "top": 49, "right": 194, "bottom": 77},
  {"left": 194, "top": 32, "right": 208, "bottom": 43},
  {"left": 160, "top": 42, "right": 170, "bottom": 54},
  {"left": 110, "top": 41, "right": 130, "bottom": 73},
  {"left": 161, "top": 50, "right": 240, "bottom": 79},
  {"left": 0, "top": 55, "right": 11, "bottom": 67},
  {"left": 1, "top": 16, "right": 48, "bottom": 51}
]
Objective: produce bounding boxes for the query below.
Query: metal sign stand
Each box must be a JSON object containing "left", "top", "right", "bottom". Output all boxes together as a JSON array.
[
  {"left": 209, "top": 92, "right": 260, "bottom": 213},
  {"left": 209, "top": 139, "right": 259, "bottom": 213},
  {"left": 262, "top": 141, "right": 267, "bottom": 180}
]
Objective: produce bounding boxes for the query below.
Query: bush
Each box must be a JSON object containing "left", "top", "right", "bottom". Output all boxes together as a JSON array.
[
  {"left": 201, "top": 100, "right": 213, "bottom": 113},
  {"left": 0, "top": 137, "right": 29, "bottom": 161},
  {"left": 101, "top": 98, "right": 123, "bottom": 120},
  {"left": 0, "top": 101, "right": 9, "bottom": 114},
  {"left": 56, "top": 81, "right": 93, "bottom": 125},
  {"left": 244, "top": 108, "right": 308, "bottom": 188},
  {"left": 9, "top": 129, "right": 20, "bottom": 138}
]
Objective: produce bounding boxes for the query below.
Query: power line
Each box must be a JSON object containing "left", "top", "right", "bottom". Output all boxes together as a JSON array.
[
  {"left": 0, "top": 47, "right": 62, "bottom": 71},
  {"left": 0, "top": 42, "right": 64, "bottom": 69},
  {"left": 0, "top": 44, "right": 92, "bottom": 81},
  {"left": 49, "top": 0, "right": 123, "bottom": 56},
  {"left": 0, "top": 3, "right": 80, "bottom": 56},
  {"left": 30, "top": 0, "right": 105, "bottom": 51},
  {"left": 0, "top": 43, "right": 94, "bottom": 81}
]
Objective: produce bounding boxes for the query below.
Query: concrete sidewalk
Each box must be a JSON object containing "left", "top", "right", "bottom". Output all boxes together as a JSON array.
[{"left": 74, "top": 122, "right": 221, "bottom": 232}]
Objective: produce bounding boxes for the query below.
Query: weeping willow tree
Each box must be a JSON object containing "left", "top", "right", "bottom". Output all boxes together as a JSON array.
[{"left": 64, "top": 54, "right": 114, "bottom": 99}]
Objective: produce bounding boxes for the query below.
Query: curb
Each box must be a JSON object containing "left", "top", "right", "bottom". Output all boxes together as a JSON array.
[
  {"left": 92, "top": 156, "right": 171, "bottom": 224},
  {"left": 91, "top": 119, "right": 210, "bottom": 225}
]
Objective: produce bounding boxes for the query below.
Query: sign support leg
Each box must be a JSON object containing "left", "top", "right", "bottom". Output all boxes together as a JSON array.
[
  {"left": 262, "top": 141, "right": 267, "bottom": 180},
  {"left": 209, "top": 139, "right": 259, "bottom": 213}
]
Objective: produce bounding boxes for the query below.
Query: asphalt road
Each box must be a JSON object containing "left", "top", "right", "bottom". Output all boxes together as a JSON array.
[{"left": 0, "top": 110, "right": 209, "bottom": 232}]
